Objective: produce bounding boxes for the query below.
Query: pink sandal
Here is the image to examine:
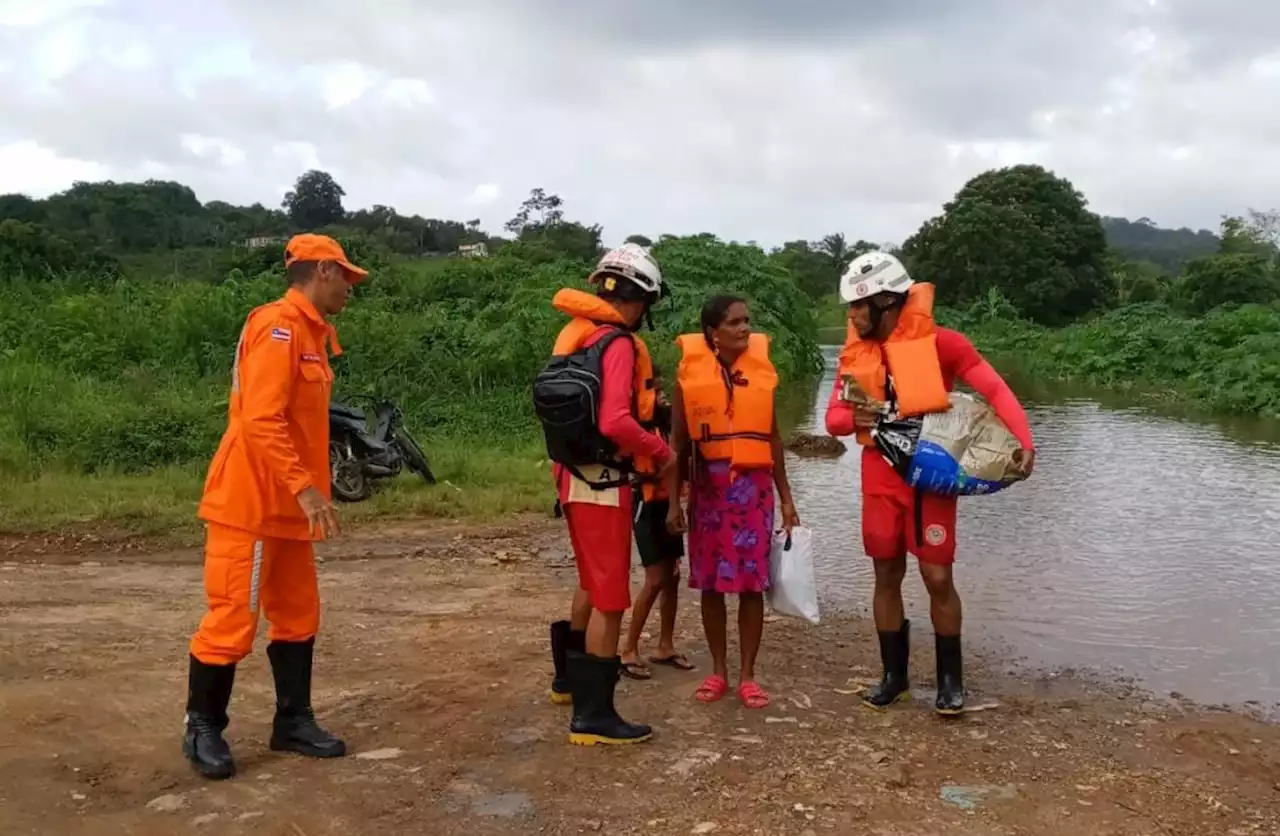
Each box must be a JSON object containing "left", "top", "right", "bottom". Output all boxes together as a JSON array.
[
  {"left": 694, "top": 674, "right": 729, "bottom": 703},
  {"left": 737, "top": 680, "right": 770, "bottom": 709}
]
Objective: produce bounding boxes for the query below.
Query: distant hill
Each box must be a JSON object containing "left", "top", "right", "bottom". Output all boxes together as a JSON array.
[{"left": 1102, "top": 216, "right": 1219, "bottom": 273}]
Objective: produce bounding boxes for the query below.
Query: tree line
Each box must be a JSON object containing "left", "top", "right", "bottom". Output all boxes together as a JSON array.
[
  {"left": 1, "top": 164, "right": 1274, "bottom": 327},
  {"left": 0, "top": 171, "right": 493, "bottom": 278},
  {"left": 900, "top": 165, "right": 1278, "bottom": 324}
]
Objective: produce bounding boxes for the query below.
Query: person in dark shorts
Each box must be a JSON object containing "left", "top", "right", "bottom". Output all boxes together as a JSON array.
[{"left": 620, "top": 371, "right": 694, "bottom": 679}]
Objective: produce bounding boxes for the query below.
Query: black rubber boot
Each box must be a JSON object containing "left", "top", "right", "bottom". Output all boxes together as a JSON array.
[
  {"left": 550, "top": 621, "right": 584, "bottom": 705},
  {"left": 862, "top": 619, "right": 911, "bottom": 709},
  {"left": 266, "top": 639, "right": 346, "bottom": 758},
  {"left": 566, "top": 650, "right": 652, "bottom": 746},
  {"left": 182, "top": 655, "right": 237, "bottom": 780},
  {"left": 935, "top": 633, "right": 965, "bottom": 716}
]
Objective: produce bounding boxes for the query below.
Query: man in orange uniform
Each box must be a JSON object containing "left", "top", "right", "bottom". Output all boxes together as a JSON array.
[{"left": 183, "top": 234, "right": 365, "bottom": 780}]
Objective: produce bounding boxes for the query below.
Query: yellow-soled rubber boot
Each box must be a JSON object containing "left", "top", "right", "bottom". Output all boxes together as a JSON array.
[
  {"left": 566, "top": 650, "right": 652, "bottom": 746},
  {"left": 549, "top": 621, "right": 583, "bottom": 705}
]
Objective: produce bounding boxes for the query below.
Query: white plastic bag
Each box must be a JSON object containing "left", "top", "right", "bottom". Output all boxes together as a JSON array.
[{"left": 766, "top": 526, "right": 820, "bottom": 625}]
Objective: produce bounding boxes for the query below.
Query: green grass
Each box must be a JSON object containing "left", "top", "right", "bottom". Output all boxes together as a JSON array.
[
  {"left": 814, "top": 293, "right": 845, "bottom": 344},
  {"left": 0, "top": 382, "right": 829, "bottom": 538},
  {"left": 0, "top": 236, "right": 828, "bottom": 536},
  {"left": 0, "top": 439, "right": 554, "bottom": 540}
]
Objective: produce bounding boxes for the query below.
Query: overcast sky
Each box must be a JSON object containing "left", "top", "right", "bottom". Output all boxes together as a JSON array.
[{"left": 1, "top": 0, "right": 1277, "bottom": 246}]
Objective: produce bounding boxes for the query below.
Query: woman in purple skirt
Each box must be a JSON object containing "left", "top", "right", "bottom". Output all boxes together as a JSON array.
[{"left": 665, "top": 295, "right": 800, "bottom": 709}]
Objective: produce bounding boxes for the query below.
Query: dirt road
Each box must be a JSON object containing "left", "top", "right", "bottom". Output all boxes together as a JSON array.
[{"left": 1, "top": 517, "right": 1277, "bottom": 835}]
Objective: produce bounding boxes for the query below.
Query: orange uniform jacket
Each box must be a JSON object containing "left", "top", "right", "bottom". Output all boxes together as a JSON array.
[{"left": 198, "top": 287, "right": 339, "bottom": 541}]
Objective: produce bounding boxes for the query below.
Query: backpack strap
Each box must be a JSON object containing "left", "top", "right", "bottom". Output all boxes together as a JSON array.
[
  {"left": 564, "top": 463, "right": 631, "bottom": 490},
  {"left": 586, "top": 325, "right": 634, "bottom": 359},
  {"left": 583, "top": 326, "right": 636, "bottom": 486},
  {"left": 587, "top": 325, "right": 639, "bottom": 422}
]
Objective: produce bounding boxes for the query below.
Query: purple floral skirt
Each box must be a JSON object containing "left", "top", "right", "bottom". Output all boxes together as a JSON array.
[{"left": 687, "top": 461, "right": 775, "bottom": 595}]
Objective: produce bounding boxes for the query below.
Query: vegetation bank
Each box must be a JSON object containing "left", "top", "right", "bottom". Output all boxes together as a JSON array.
[{"left": 4, "top": 164, "right": 1280, "bottom": 534}]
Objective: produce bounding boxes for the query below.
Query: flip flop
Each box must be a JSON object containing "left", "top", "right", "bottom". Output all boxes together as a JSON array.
[
  {"left": 694, "top": 674, "right": 729, "bottom": 703},
  {"left": 737, "top": 680, "right": 770, "bottom": 709},
  {"left": 647, "top": 652, "right": 695, "bottom": 671},
  {"left": 620, "top": 658, "right": 651, "bottom": 680}
]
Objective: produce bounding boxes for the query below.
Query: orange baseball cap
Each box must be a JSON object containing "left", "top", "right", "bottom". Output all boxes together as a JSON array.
[{"left": 284, "top": 233, "right": 369, "bottom": 282}]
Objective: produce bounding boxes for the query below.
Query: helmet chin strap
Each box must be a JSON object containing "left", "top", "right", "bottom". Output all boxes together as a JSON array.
[
  {"left": 868, "top": 301, "right": 886, "bottom": 336},
  {"left": 642, "top": 290, "right": 662, "bottom": 331},
  {"left": 866, "top": 292, "right": 906, "bottom": 338}
]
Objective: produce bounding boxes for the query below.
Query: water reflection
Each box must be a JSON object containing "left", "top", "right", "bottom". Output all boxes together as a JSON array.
[{"left": 787, "top": 345, "right": 1280, "bottom": 708}]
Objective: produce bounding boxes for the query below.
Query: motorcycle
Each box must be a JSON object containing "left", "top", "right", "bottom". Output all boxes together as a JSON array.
[{"left": 329, "top": 398, "right": 436, "bottom": 502}]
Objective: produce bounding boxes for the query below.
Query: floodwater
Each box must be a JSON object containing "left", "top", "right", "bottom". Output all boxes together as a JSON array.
[{"left": 788, "top": 345, "right": 1280, "bottom": 709}]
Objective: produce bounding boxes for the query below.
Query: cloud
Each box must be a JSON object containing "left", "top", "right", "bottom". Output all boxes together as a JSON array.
[
  {"left": 470, "top": 184, "right": 501, "bottom": 205},
  {"left": 0, "top": 140, "right": 109, "bottom": 195},
  {"left": 0, "top": 0, "right": 1277, "bottom": 245}
]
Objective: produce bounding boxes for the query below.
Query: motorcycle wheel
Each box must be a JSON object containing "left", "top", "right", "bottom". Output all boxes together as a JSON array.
[
  {"left": 394, "top": 431, "right": 436, "bottom": 485},
  {"left": 330, "top": 439, "right": 372, "bottom": 502}
]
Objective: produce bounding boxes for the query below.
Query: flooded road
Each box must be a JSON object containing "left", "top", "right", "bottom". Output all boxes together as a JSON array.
[{"left": 788, "top": 346, "right": 1280, "bottom": 709}]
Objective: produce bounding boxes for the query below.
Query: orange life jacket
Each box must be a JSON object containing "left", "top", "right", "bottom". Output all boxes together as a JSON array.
[
  {"left": 550, "top": 288, "right": 656, "bottom": 472},
  {"left": 676, "top": 332, "right": 777, "bottom": 471},
  {"left": 836, "top": 283, "right": 950, "bottom": 446}
]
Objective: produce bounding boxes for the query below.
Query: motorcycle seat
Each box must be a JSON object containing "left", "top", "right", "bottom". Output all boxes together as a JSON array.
[{"left": 329, "top": 403, "right": 366, "bottom": 421}]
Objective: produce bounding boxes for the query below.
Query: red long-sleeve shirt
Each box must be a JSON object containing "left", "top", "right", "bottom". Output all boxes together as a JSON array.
[
  {"left": 555, "top": 328, "right": 671, "bottom": 502},
  {"left": 825, "top": 327, "right": 1034, "bottom": 449}
]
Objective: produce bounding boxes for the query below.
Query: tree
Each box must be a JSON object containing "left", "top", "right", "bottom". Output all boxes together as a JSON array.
[
  {"left": 0, "top": 175, "right": 494, "bottom": 262},
  {"left": 501, "top": 189, "right": 601, "bottom": 261},
  {"left": 1101, "top": 216, "right": 1219, "bottom": 274},
  {"left": 1106, "top": 252, "right": 1167, "bottom": 305},
  {"left": 0, "top": 220, "right": 77, "bottom": 277},
  {"left": 1178, "top": 252, "right": 1280, "bottom": 314},
  {"left": 771, "top": 240, "right": 839, "bottom": 299},
  {"left": 1214, "top": 209, "right": 1280, "bottom": 259},
  {"left": 815, "top": 233, "right": 847, "bottom": 275},
  {"left": 815, "top": 233, "right": 879, "bottom": 278},
  {"left": 346, "top": 204, "right": 397, "bottom": 232},
  {"left": 0, "top": 194, "right": 46, "bottom": 224},
  {"left": 901, "top": 164, "right": 1113, "bottom": 325},
  {"left": 32, "top": 180, "right": 210, "bottom": 251},
  {"left": 649, "top": 235, "right": 824, "bottom": 376},
  {"left": 458, "top": 219, "right": 486, "bottom": 246},
  {"left": 283, "top": 170, "right": 346, "bottom": 230},
  {"left": 1244, "top": 208, "right": 1280, "bottom": 252},
  {"left": 534, "top": 222, "right": 603, "bottom": 261},
  {"left": 1166, "top": 215, "right": 1280, "bottom": 314},
  {"left": 504, "top": 188, "right": 563, "bottom": 235},
  {"left": 0, "top": 219, "right": 118, "bottom": 278},
  {"left": 624, "top": 234, "right": 653, "bottom": 247},
  {"left": 852, "top": 238, "right": 880, "bottom": 258}
]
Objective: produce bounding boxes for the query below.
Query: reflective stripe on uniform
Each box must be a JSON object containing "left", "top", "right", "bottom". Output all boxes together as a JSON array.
[
  {"left": 248, "top": 540, "right": 264, "bottom": 613},
  {"left": 230, "top": 321, "right": 249, "bottom": 395}
]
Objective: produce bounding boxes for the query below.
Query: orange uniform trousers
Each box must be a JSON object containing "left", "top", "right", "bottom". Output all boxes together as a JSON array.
[{"left": 189, "top": 523, "right": 321, "bottom": 666}]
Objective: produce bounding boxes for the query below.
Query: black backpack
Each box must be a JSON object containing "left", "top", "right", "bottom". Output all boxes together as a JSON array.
[{"left": 532, "top": 327, "right": 634, "bottom": 489}]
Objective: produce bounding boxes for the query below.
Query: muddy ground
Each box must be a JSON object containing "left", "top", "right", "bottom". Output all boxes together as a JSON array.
[{"left": 1, "top": 516, "right": 1278, "bottom": 836}]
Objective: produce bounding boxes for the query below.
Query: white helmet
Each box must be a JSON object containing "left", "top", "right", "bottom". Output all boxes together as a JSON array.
[
  {"left": 589, "top": 243, "right": 664, "bottom": 299},
  {"left": 839, "top": 251, "right": 913, "bottom": 303}
]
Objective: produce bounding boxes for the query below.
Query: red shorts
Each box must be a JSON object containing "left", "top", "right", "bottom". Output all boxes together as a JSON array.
[
  {"left": 861, "top": 451, "right": 957, "bottom": 565},
  {"left": 562, "top": 495, "right": 633, "bottom": 613}
]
